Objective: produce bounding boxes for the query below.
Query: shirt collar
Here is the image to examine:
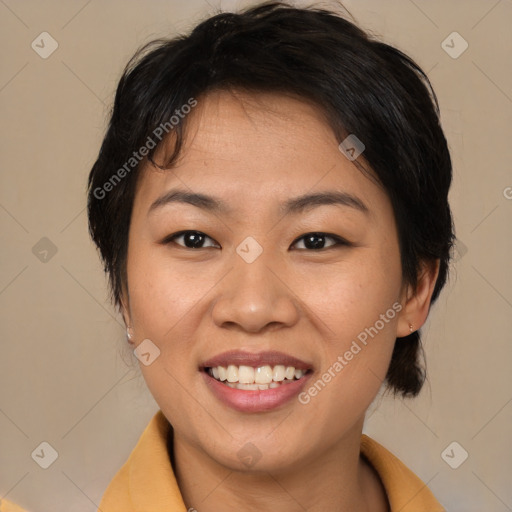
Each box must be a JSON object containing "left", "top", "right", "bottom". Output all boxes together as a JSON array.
[{"left": 102, "top": 409, "right": 444, "bottom": 512}]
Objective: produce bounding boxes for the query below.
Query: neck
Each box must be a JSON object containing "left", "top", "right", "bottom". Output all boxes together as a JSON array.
[{"left": 169, "top": 422, "right": 389, "bottom": 512}]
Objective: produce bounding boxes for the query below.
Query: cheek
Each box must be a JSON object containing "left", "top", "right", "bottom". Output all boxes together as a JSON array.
[
  {"left": 305, "top": 247, "right": 402, "bottom": 336},
  {"left": 126, "top": 243, "right": 206, "bottom": 334},
  {"left": 299, "top": 247, "right": 402, "bottom": 402},
  {"left": 126, "top": 245, "right": 216, "bottom": 396},
  {"left": 126, "top": 247, "right": 202, "bottom": 422}
]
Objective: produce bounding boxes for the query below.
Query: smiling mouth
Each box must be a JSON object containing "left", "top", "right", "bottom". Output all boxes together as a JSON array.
[{"left": 204, "top": 364, "right": 312, "bottom": 391}]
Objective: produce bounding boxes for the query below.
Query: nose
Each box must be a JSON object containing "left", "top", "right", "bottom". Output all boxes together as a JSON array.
[{"left": 211, "top": 249, "right": 300, "bottom": 334}]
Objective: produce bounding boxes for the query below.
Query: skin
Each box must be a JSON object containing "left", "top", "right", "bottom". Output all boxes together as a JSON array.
[{"left": 121, "top": 90, "right": 439, "bottom": 512}]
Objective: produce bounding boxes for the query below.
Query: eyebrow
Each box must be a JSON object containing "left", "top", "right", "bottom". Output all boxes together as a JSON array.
[{"left": 148, "top": 188, "right": 370, "bottom": 217}]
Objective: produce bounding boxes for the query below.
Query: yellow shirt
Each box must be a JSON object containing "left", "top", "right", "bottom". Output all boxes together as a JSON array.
[
  {"left": 0, "top": 410, "right": 444, "bottom": 511},
  {"left": 0, "top": 500, "right": 27, "bottom": 512},
  {"left": 99, "top": 410, "right": 445, "bottom": 511}
]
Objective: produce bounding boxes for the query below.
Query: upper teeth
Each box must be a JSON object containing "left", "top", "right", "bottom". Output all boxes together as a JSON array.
[{"left": 209, "top": 365, "right": 307, "bottom": 384}]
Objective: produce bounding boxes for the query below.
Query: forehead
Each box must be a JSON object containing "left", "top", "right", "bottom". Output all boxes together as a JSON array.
[{"left": 133, "top": 90, "right": 386, "bottom": 218}]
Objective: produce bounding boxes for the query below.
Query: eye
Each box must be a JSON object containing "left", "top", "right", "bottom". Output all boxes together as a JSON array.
[
  {"left": 162, "top": 230, "right": 219, "bottom": 249},
  {"left": 291, "top": 232, "right": 349, "bottom": 250},
  {"left": 162, "top": 230, "right": 350, "bottom": 251}
]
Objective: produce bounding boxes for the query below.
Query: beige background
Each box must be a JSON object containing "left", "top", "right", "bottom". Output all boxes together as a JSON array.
[{"left": 1, "top": 0, "right": 511, "bottom": 510}]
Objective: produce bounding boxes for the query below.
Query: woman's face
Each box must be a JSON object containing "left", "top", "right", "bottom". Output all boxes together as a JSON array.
[{"left": 123, "top": 90, "right": 413, "bottom": 471}]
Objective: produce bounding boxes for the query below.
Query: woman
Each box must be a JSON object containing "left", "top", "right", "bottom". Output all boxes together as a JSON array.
[{"left": 85, "top": 1, "right": 454, "bottom": 510}]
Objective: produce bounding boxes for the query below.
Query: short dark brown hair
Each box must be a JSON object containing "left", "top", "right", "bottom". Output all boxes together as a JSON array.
[{"left": 87, "top": 1, "right": 455, "bottom": 398}]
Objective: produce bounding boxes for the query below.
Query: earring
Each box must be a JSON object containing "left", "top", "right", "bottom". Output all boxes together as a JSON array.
[
  {"left": 126, "top": 326, "right": 134, "bottom": 342},
  {"left": 409, "top": 323, "right": 414, "bottom": 333}
]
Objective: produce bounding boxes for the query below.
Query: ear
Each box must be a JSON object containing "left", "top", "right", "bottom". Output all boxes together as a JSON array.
[
  {"left": 119, "top": 291, "right": 136, "bottom": 345},
  {"left": 119, "top": 288, "right": 132, "bottom": 329},
  {"left": 396, "top": 259, "right": 440, "bottom": 337}
]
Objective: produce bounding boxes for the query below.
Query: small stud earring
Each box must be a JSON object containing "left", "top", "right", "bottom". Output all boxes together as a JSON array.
[
  {"left": 126, "top": 326, "right": 134, "bottom": 342},
  {"left": 409, "top": 323, "right": 414, "bottom": 333}
]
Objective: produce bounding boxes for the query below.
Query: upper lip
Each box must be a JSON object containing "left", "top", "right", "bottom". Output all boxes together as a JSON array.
[{"left": 201, "top": 350, "right": 313, "bottom": 371}]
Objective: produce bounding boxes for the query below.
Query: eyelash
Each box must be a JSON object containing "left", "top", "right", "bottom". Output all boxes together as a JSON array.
[{"left": 161, "top": 230, "right": 351, "bottom": 251}]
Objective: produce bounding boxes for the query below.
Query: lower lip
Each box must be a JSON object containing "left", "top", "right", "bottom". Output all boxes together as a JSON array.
[{"left": 201, "top": 370, "right": 312, "bottom": 413}]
